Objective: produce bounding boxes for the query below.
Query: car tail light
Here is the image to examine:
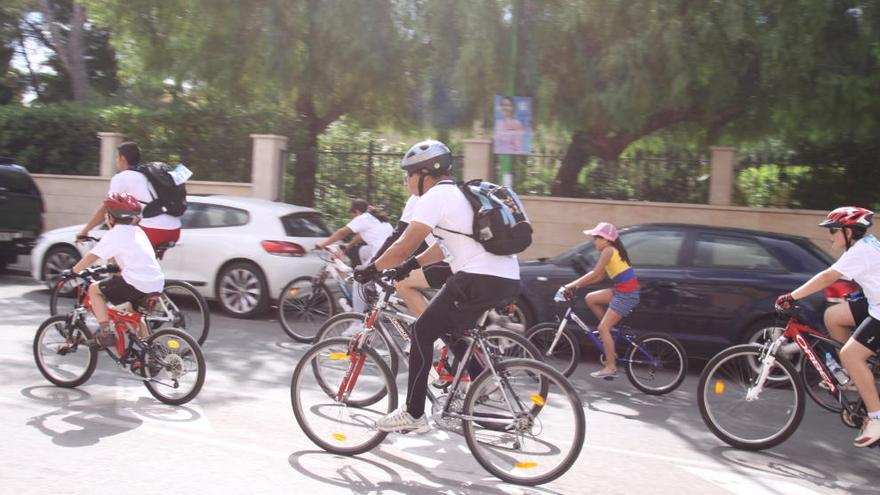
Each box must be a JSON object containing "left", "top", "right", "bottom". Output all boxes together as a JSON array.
[
  {"left": 824, "top": 280, "right": 859, "bottom": 304},
  {"left": 261, "top": 240, "right": 305, "bottom": 257}
]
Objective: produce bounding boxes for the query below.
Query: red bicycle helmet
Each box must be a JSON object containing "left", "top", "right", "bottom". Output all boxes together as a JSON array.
[
  {"left": 819, "top": 206, "right": 874, "bottom": 229},
  {"left": 104, "top": 192, "right": 142, "bottom": 220}
]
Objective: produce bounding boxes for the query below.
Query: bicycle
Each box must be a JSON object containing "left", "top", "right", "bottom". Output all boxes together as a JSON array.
[
  {"left": 278, "top": 244, "right": 354, "bottom": 341},
  {"left": 290, "top": 275, "right": 585, "bottom": 486},
  {"left": 698, "top": 304, "right": 880, "bottom": 450},
  {"left": 48, "top": 237, "right": 210, "bottom": 346},
  {"left": 34, "top": 266, "right": 206, "bottom": 405},
  {"left": 525, "top": 299, "right": 687, "bottom": 395},
  {"left": 313, "top": 279, "right": 541, "bottom": 387}
]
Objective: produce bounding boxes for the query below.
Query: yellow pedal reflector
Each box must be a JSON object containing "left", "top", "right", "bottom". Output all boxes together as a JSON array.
[
  {"left": 714, "top": 380, "right": 725, "bottom": 395},
  {"left": 288, "top": 288, "right": 299, "bottom": 297},
  {"left": 327, "top": 353, "right": 349, "bottom": 360},
  {"left": 332, "top": 433, "right": 347, "bottom": 442},
  {"left": 530, "top": 394, "right": 545, "bottom": 406},
  {"left": 515, "top": 461, "right": 538, "bottom": 469},
  {"left": 167, "top": 340, "right": 180, "bottom": 349}
]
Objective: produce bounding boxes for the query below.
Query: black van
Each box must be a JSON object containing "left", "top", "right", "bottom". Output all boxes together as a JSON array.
[{"left": 0, "top": 163, "right": 43, "bottom": 270}]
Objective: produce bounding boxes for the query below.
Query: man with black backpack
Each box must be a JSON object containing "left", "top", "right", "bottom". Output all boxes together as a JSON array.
[
  {"left": 353, "top": 139, "right": 524, "bottom": 433},
  {"left": 78, "top": 141, "right": 184, "bottom": 250}
]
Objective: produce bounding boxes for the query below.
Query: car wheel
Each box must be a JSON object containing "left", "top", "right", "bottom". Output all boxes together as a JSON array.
[
  {"left": 743, "top": 319, "right": 803, "bottom": 370},
  {"left": 42, "top": 246, "right": 81, "bottom": 289},
  {"left": 216, "top": 261, "right": 269, "bottom": 319}
]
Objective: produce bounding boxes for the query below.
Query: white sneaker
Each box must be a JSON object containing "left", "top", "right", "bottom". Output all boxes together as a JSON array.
[
  {"left": 854, "top": 417, "right": 880, "bottom": 448},
  {"left": 375, "top": 408, "right": 430, "bottom": 434}
]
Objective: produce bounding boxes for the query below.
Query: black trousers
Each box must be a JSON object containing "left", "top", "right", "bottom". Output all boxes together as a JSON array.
[{"left": 405, "top": 271, "right": 520, "bottom": 417}]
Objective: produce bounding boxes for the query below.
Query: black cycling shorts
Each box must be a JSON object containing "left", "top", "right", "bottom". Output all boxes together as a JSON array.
[
  {"left": 422, "top": 262, "right": 453, "bottom": 289},
  {"left": 98, "top": 275, "right": 147, "bottom": 306},
  {"left": 848, "top": 298, "right": 880, "bottom": 352}
]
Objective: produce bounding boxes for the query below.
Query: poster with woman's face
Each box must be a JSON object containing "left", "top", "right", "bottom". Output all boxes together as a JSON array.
[{"left": 493, "top": 95, "right": 532, "bottom": 155}]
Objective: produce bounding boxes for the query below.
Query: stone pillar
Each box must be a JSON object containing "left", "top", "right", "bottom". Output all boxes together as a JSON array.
[
  {"left": 462, "top": 138, "right": 494, "bottom": 183},
  {"left": 709, "top": 146, "right": 736, "bottom": 206},
  {"left": 250, "top": 134, "right": 288, "bottom": 201},
  {"left": 97, "top": 132, "right": 124, "bottom": 177}
]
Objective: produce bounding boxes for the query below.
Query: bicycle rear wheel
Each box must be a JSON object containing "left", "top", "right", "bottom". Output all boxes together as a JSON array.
[
  {"left": 149, "top": 281, "right": 210, "bottom": 346},
  {"left": 291, "top": 337, "right": 396, "bottom": 455},
  {"left": 483, "top": 329, "right": 543, "bottom": 362},
  {"left": 526, "top": 322, "right": 580, "bottom": 377},
  {"left": 142, "top": 328, "right": 206, "bottom": 405},
  {"left": 33, "top": 315, "right": 97, "bottom": 388},
  {"left": 698, "top": 344, "right": 804, "bottom": 450},
  {"left": 278, "top": 276, "right": 335, "bottom": 342},
  {"left": 462, "top": 359, "right": 584, "bottom": 486},
  {"left": 624, "top": 333, "right": 687, "bottom": 395}
]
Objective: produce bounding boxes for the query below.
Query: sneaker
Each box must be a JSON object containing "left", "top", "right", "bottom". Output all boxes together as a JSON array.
[
  {"left": 95, "top": 326, "right": 117, "bottom": 348},
  {"left": 854, "top": 417, "right": 880, "bottom": 448},
  {"left": 375, "top": 408, "right": 431, "bottom": 434},
  {"left": 590, "top": 369, "right": 618, "bottom": 380}
]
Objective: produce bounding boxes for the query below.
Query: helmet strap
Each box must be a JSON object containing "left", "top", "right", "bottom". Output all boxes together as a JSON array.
[
  {"left": 417, "top": 173, "right": 427, "bottom": 196},
  {"left": 844, "top": 228, "right": 853, "bottom": 250}
]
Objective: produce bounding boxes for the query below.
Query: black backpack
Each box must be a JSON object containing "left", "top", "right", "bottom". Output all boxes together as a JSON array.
[
  {"left": 136, "top": 162, "right": 188, "bottom": 218},
  {"left": 438, "top": 179, "right": 533, "bottom": 256}
]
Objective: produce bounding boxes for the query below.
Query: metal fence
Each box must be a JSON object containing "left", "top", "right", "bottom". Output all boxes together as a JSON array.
[
  {"left": 507, "top": 151, "right": 710, "bottom": 204},
  {"left": 285, "top": 142, "right": 463, "bottom": 228}
]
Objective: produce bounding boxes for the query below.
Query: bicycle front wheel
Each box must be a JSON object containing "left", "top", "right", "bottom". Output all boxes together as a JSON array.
[
  {"left": 698, "top": 344, "right": 804, "bottom": 450},
  {"left": 624, "top": 333, "right": 687, "bottom": 395},
  {"left": 526, "top": 322, "right": 580, "bottom": 377},
  {"left": 278, "top": 276, "right": 336, "bottom": 342},
  {"left": 33, "top": 315, "right": 97, "bottom": 388},
  {"left": 142, "top": 328, "right": 206, "bottom": 405},
  {"left": 462, "top": 359, "right": 585, "bottom": 486},
  {"left": 149, "top": 281, "right": 210, "bottom": 346},
  {"left": 291, "top": 337, "right": 396, "bottom": 455}
]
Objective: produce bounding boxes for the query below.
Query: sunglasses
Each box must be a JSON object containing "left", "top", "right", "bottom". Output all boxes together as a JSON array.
[{"left": 829, "top": 227, "right": 840, "bottom": 234}]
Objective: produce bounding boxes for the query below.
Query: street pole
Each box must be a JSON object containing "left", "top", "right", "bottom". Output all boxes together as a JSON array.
[{"left": 499, "top": 0, "right": 520, "bottom": 189}]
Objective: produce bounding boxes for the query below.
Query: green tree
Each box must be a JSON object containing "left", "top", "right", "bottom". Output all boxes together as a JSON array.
[{"left": 89, "top": 0, "right": 411, "bottom": 206}]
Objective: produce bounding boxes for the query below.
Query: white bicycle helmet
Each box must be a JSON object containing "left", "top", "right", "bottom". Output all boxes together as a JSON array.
[{"left": 400, "top": 140, "right": 453, "bottom": 176}]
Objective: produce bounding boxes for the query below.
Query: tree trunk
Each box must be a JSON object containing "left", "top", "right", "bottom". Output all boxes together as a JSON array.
[
  {"left": 550, "top": 131, "right": 630, "bottom": 197},
  {"left": 288, "top": 96, "right": 323, "bottom": 207},
  {"left": 38, "top": 0, "right": 91, "bottom": 101}
]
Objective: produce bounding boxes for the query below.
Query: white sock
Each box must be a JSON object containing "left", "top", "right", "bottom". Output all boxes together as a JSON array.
[{"left": 867, "top": 411, "right": 880, "bottom": 420}]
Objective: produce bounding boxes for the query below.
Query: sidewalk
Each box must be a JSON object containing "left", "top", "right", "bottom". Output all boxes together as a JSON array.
[{"left": 7, "top": 255, "right": 31, "bottom": 276}]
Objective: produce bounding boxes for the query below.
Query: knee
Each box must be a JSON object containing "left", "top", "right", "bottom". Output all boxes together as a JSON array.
[
  {"left": 839, "top": 345, "right": 860, "bottom": 368},
  {"left": 88, "top": 282, "right": 103, "bottom": 296}
]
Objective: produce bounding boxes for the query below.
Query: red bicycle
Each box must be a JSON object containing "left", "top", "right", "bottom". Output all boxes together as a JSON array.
[
  {"left": 34, "top": 266, "right": 206, "bottom": 405},
  {"left": 698, "top": 304, "right": 879, "bottom": 450}
]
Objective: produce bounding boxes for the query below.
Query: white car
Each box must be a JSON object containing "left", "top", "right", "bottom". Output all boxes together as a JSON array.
[{"left": 31, "top": 195, "right": 328, "bottom": 318}]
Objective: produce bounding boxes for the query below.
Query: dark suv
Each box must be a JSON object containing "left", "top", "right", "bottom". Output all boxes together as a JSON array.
[{"left": 0, "top": 163, "right": 43, "bottom": 271}]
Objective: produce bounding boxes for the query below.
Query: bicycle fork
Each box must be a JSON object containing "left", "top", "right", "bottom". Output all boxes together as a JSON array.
[{"left": 746, "top": 336, "right": 786, "bottom": 401}]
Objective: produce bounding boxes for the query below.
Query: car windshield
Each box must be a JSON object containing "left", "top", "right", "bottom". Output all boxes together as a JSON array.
[{"left": 282, "top": 212, "right": 331, "bottom": 237}]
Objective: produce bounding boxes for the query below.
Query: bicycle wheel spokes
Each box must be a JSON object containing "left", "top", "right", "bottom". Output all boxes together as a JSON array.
[
  {"left": 292, "top": 338, "right": 396, "bottom": 455},
  {"left": 698, "top": 345, "right": 804, "bottom": 450},
  {"left": 33, "top": 315, "right": 97, "bottom": 388},
  {"left": 279, "top": 277, "right": 334, "bottom": 342},
  {"left": 463, "top": 360, "right": 584, "bottom": 486},
  {"left": 624, "top": 334, "right": 686, "bottom": 395},
  {"left": 526, "top": 324, "right": 577, "bottom": 376},
  {"left": 155, "top": 283, "right": 210, "bottom": 345},
  {"left": 143, "top": 329, "right": 206, "bottom": 405}
]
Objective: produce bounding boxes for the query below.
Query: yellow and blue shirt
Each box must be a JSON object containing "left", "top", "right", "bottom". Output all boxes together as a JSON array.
[{"left": 604, "top": 248, "right": 639, "bottom": 293}]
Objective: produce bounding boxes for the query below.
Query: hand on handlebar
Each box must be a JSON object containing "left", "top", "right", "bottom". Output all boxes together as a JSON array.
[
  {"left": 387, "top": 257, "right": 419, "bottom": 282},
  {"left": 554, "top": 285, "right": 575, "bottom": 302},
  {"left": 352, "top": 263, "right": 378, "bottom": 284},
  {"left": 774, "top": 293, "right": 795, "bottom": 313}
]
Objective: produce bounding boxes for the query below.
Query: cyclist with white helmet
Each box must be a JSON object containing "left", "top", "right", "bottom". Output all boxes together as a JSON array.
[
  {"left": 353, "top": 139, "right": 520, "bottom": 433},
  {"left": 776, "top": 206, "right": 880, "bottom": 447},
  {"left": 71, "top": 193, "right": 165, "bottom": 348}
]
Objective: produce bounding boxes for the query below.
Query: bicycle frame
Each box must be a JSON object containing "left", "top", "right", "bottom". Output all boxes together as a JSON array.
[
  {"left": 546, "top": 306, "right": 660, "bottom": 367},
  {"left": 81, "top": 290, "right": 147, "bottom": 356}
]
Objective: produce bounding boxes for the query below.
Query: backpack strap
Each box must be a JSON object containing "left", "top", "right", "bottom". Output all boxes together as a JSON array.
[{"left": 433, "top": 180, "right": 476, "bottom": 239}]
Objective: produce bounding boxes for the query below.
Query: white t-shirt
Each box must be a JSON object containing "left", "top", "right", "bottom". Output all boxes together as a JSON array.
[
  {"left": 346, "top": 212, "right": 393, "bottom": 261},
  {"left": 90, "top": 225, "right": 165, "bottom": 293},
  {"left": 410, "top": 182, "right": 519, "bottom": 280},
  {"left": 832, "top": 234, "right": 880, "bottom": 319},
  {"left": 400, "top": 194, "right": 437, "bottom": 246},
  {"left": 109, "top": 170, "right": 182, "bottom": 230}
]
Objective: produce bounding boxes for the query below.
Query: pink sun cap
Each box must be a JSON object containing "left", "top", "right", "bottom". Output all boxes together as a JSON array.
[{"left": 584, "top": 222, "right": 618, "bottom": 241}]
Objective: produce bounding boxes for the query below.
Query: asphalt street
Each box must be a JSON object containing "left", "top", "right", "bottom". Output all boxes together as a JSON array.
[{"left": 1, "top": 273, "right": 878, "bottom": 494}]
